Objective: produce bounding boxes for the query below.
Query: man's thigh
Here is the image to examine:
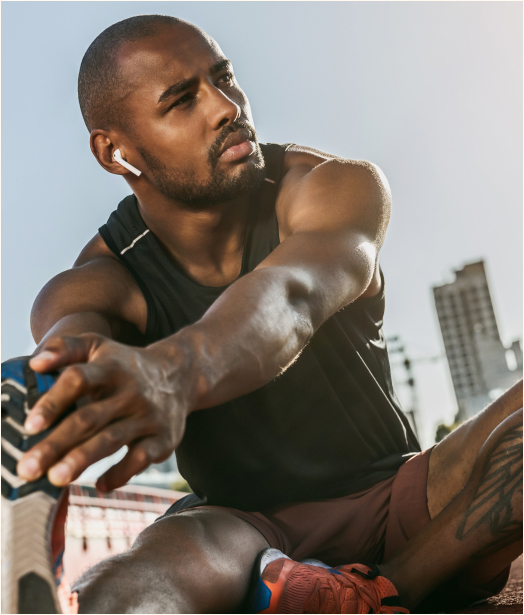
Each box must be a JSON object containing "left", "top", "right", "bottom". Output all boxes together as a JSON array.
[
  {"left": 427, "top": 380, "right": 522, "bottom": 519},
  {"left": 73, "top": 507, "right": 269, "bottom": 614}
]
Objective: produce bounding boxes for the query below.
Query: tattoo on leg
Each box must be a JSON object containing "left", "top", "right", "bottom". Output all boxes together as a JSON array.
[{"left": 456, "top": 423, "right": 522, "bottom": 558}]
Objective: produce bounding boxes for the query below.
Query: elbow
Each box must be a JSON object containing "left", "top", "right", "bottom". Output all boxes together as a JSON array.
[
  {"left": 285, "top": 273, "right": 316, "bottom": 345},
  {"left": 275, "top": 306, "right": 313, "bottom": 376},
  {"left": 292, "top": 309, "right": 315, "bottom": 350}
]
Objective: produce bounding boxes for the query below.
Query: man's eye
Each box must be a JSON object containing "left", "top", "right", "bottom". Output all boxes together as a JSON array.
[
  {"left": 218, "top": 72, "right": 235, "bottom": 85},
  {"left": 170, "top": 93, "right": 192, "bottom": 109}
]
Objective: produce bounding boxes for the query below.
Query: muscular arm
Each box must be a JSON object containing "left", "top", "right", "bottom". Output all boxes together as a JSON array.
[
  {"left": 19, "top": 150, "right": 391, "bottom": 490},
  {"left": 158, "top": 154, "right": 390, "bottom": 409},
  {"left": 30, "top": 234, "right": 147, "bottom": 349}
]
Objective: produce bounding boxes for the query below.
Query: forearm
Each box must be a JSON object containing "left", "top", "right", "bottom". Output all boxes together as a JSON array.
[
  {"left": 148, "top": 267, "right": 314, "bottom": 410},
  {"left": 148, "top": 241, "right": 374, "bottom": 412}
]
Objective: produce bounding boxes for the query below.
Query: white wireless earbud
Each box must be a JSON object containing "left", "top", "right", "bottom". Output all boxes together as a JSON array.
[{"left": 113, "top": 149, "right": 142, "bottom": 177}]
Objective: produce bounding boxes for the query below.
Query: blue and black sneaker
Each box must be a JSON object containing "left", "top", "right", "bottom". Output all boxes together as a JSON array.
[{"left": 1, "top": 357, "right": 78, "bottom": 614}]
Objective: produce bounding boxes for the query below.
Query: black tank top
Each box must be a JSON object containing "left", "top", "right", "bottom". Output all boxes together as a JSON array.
[{"left": 99, "top": 143, "right": 420, "bottom": 511}]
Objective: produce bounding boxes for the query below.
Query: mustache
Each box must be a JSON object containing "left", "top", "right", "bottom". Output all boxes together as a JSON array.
[{"left": 208, "top": 121, "right": 257, "bottom": 167}]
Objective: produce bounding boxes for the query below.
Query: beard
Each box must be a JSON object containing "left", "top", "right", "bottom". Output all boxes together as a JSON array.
[{"left": 136, "top": 122, "right": 266, "bottom": 209}]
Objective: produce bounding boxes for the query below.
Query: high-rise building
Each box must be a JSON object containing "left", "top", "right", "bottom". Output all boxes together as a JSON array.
[{"left": 433, "top": 260, "right": 522, "bottom": 419}]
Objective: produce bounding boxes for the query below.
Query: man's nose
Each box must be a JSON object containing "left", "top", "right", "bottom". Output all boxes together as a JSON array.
[{"left": 207, "top": 86, "right": 241, "bottom": 130}]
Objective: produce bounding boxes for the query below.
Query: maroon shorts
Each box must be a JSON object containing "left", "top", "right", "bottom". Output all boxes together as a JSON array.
[{"left": 173, "top": 448, "right": 513, "bottom": 611}]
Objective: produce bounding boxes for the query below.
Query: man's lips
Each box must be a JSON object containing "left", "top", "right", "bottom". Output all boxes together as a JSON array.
[
  {"left": 220, "top": 140, "right": 255, "bottom": 162},
  {"left": 219, "top": 129, "right": 255, "bottom": 161}
]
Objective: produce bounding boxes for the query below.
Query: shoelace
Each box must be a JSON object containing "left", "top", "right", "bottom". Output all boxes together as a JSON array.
[{"left": 303, "top": 568, "right": 382, "bottom": 614}]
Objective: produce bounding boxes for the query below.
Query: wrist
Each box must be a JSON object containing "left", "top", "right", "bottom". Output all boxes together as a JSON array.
[{"left": 145, "top": 328, "right": 211, "bottom": 415}]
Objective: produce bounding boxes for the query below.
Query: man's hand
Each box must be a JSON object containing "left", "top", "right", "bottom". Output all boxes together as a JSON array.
[{"left": 16, "top": 334, "right": 194, "bottom": 491}]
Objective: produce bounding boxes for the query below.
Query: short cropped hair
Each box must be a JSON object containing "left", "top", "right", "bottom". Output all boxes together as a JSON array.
[{"left": 78, "top": 15, "right": 183, "bottom": 132}]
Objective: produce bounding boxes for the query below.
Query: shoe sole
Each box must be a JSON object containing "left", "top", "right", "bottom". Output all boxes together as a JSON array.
[{"left": 1, "top": 359, "right": 71, "bottom": 614}]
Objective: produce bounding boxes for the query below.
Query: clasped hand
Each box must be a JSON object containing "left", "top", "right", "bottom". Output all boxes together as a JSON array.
[{"left": 16, "top": 334, "right": 190, "bottom": 492}]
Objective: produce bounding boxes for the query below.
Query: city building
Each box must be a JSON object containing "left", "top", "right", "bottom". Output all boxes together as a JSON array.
[{"left": 433, "top": 260, "right": 522, "bottom": 420}]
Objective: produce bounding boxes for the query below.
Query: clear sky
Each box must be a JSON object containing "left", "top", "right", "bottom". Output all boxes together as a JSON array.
[{"left": 2, "top": 1, "right": 522, "bottom": 449}]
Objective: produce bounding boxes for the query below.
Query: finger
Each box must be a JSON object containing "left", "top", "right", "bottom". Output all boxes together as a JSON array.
[
  {"left": 17, "top": 396, "right": 126, "bottom": 481},
  {"left": 96, "top": 437, "right": 172, "bottom": 492},
  {"left": 46, "top": 418, "right": 153, "bottom": 487},
  {"left": 29, "top": 334, "right": 103, "bottom": 373},
  {"left": 24, "top": 362, "right": 108, "bottom": 434}
]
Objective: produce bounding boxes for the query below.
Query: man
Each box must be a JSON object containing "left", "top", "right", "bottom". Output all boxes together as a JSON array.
[{"left": 1, "top": 14, "right": 522, "bottom": 615}]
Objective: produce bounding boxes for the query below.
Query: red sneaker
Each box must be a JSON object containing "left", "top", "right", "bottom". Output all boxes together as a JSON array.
[{"left": 250, "top": 548, "right": 409, "bottom": 614}]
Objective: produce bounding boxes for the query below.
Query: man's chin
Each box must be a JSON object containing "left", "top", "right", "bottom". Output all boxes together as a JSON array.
[
  {"left": 173, "top": 163, "right": 265, "bottom": 209},
  {"left": 217, "top": 149, "right": 265, "bottom": 188},
  {"left": 217, "top": 162, "right": 265, "bottom": 200}
]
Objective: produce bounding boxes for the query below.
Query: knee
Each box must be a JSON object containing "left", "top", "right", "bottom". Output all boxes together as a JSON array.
[
  {"left": 73, "top": 546, "right": 198, "bottom": 614},
  {"left": 72, "top": 552, "right": 138, "bottom": 613},
  {"left": 133, "top": 512, "right": 260, "bottom": 607},
  {"left": 71, "top": 512, "right": 261, "bottom": 614}
]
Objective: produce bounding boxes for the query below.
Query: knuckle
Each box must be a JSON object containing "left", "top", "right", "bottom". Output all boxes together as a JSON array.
[
  {"left": 109, "top": 395, "right": 127, "bottom": 417},
  {"left": 58, "top": 336, "right": 79, "bottom": 353},
  {"left": 101, "top": 427, "right": 124, "bottom": 448},
  {"left": 46, "top": 335, "right": 65, "bottom": 349},
  {"left": 37, "top": 399, "right": 59, "bottom": 421},
  {"left": 120, "top": 391, "right": 142, "bottom": 413},
  {"left": 133, "top": 445, "right": 151, "bottom": 466},
  {"left": 69, "top": 449, "right": 88, "bottom": 471},
  {"left": 65, "top": 366, "right": 87, "bottom": 389},
  {"left": 80, "top": 332, "right": 103, "bottom": 348},
  {"left": 74, "top": 407, "right": 97, "bottom": 433},
  {"left": 39, "top": 439, "right": 62, "bottom": 460}
]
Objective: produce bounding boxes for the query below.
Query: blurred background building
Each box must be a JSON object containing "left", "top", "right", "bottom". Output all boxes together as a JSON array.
[
  {"left": 433, "top": 260, "right": 522, "bottom": 421},
  {"left": 128, "top": 454, "right": 182, "bottom": 491},
  {"left": 389, "top": 258, "right": 522, "bottom": 445}
]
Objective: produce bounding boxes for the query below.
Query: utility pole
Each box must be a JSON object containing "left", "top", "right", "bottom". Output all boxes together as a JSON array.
[{"left": 387, "top": 336, "right": 421, "bottom": 441}]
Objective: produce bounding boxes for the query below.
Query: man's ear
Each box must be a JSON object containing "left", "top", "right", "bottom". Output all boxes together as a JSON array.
[{"left": 90, "top": 130, "right": 141, "bottom": 176}]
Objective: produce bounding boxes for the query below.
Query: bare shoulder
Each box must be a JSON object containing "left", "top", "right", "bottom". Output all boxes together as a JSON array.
[
  {"left": 278, "top": 145, "right": 389, "bottom": 299},
  {"left": 282, "top": 144, "right": 342, "bottom": 172},
  {"left": 73, "top": 233, "right": 143, "bottom": 298},
  {"left": 278, "top": 144, "right": 391, "bottom": 239},
  {"left": 73, "top": 232, "right": 144, "bottom": 297},
  {"left": 282, "top": 144, "right": 389, "bottom": 195},
  {"left": 31, "top": 233, "right": 147, "bottom": 342}
]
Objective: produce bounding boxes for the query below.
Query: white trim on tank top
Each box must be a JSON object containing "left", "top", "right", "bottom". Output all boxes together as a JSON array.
[
  {"left": 120, "top": 179, "right": 274, "bottom": 255},
  {"left": 120, "top": 229, "right": 150, "bottom": 255}
]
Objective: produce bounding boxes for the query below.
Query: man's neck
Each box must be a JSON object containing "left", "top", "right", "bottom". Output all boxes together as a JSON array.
[{"left": 135, "top": 190, "right": 251, "bottom": 288}]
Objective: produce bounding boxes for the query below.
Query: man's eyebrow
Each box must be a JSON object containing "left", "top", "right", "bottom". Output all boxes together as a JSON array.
[
  {"left": 209, "top": 59, "right": 232, "bottom": 76},
  {"left": 157, "top": 60, "right": 232, "bottom": 104},
  {"left": 157, "top": 77, "right": 199, "bottom": 104}
]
